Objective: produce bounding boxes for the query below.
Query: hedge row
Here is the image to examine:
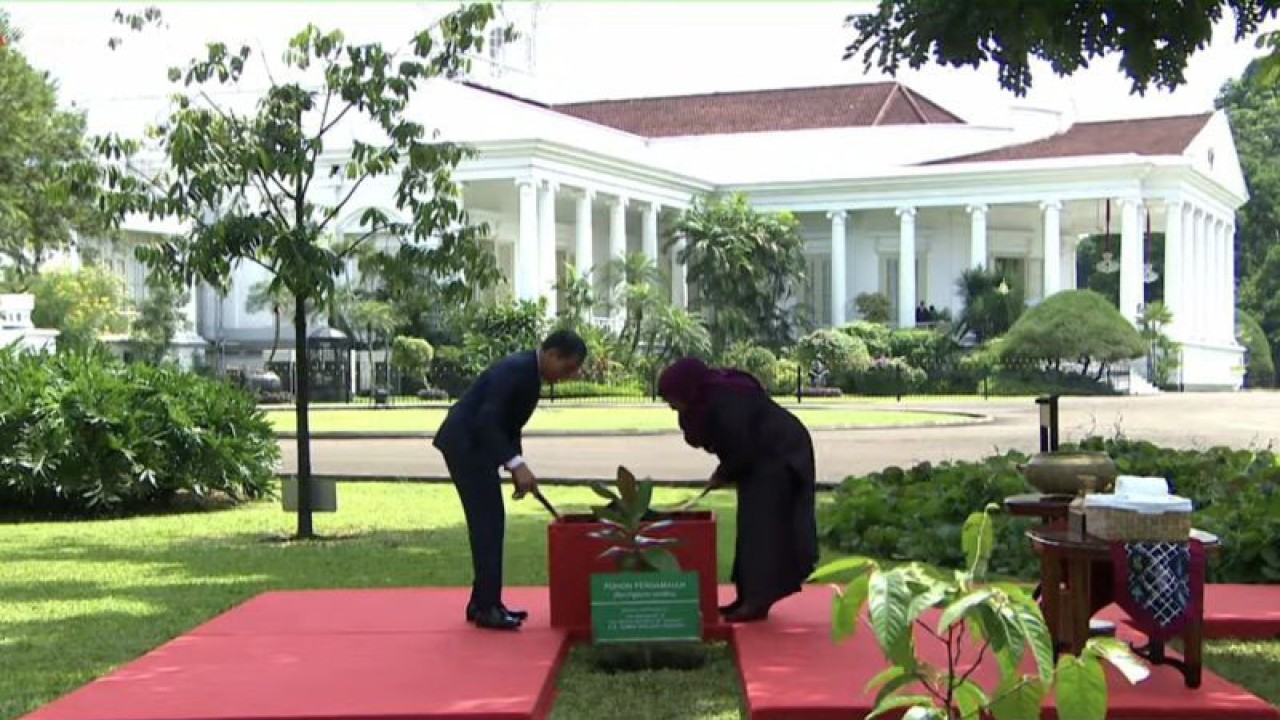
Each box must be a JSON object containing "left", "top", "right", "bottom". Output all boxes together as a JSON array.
[{"left": 819, "top": 436, "right": 1280, "bottom": 584}]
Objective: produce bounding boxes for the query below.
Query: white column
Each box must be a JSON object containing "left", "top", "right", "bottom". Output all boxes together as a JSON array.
[
  {"left": 1188, "top": 208, "right": 1204, "bottom": 339},
  {"left": 672, "top": 234, "right": 689, "bottom": 309},
  {"left": 515, "top": 179, "right": 539, "bottom": 301},
  {"left": 896, "top": 207, "right": 917, "bottom": 329},
  {"left": 609, "top": 196, "right": 628, "bottom": 326},
  {"left": 1223, "top": 219, "right": 1233, "bottom": 338},
  {"left": 828, "top": 210, "right": 848, "bottom": 326},
  {"left": 1214, "top": 218, "right": 1228, "bottom": 342},
  {"left": 642, "top": 202, "right": 659, "bottom": 263},
  {"left": 537, "top": 180, "right": 559, "bottom": 316},
  {"left": 1118, "top": 197, "right": 1144, "bottom": 324},
  {"left": 1041, "top": 200, "right": 1062, "bottom": 298},
  {"left": 1162, "top": 199, "right": 1184, "bottom": 339},
  {"left": 574, "top": 189, "right": 594, "bottom": 279},
  {"left": 967, "top": 204, "right": 988, "bottom": 269},
  {"left": 1063, "top": 237, "right": 1078, "bottom": 291}
]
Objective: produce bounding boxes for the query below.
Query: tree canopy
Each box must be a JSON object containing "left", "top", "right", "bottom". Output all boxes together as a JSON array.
[
  {"left": 0, "top": 11, "right": 108, "bottom": 281},
  {"left": 1000, "top": 289, "right": 1145, "bottom": 367},
  {"left": 82, "top": 4, "right": 506, "bottom": 537},
  {"left": 668, "top": 193, "right": 807, "bottom": 354},
  {"left": 847, "top": 1, "right": 1279, "bottom": 97}
]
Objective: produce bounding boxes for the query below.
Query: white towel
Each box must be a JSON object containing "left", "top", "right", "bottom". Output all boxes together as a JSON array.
[{"left": 1115, "top": 475, "right": 1170, "bottom": 497}]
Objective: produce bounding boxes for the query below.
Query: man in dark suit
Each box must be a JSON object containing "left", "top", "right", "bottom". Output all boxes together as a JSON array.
[{"left": 433, "top": 329, "right": 588, "bottom": 630}]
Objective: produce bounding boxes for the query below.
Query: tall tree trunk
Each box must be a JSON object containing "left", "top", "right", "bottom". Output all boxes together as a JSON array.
[
  {"left": 293, "top": 295, "right": 314, "bottom": 539},
  {"left": 268, "top": 305, "right": 281, "bottom": 364},
  {"left": 365, "top": 330, "right": 376, "bottom": 393}
]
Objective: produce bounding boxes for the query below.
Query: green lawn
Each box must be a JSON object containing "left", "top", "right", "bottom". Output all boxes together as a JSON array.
[
  {"left": 1, "top": 483, "right": 1275, "bottom": 720},
  {"left": 268, "top": 405, "right": 970, "bottom": 433}
]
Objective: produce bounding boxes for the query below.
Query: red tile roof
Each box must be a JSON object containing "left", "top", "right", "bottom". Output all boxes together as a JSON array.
[
  {"left": 549, "top": 82, "right": 964, "bottom": 138},
  {"left": 929, "top": 113, "right": 1213, "bottom": 164}
]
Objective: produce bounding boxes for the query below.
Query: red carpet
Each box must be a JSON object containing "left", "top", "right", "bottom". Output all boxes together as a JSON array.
[
  {"left": 734, "top": 586, "right": 1280, "bottom": 720},
  {"left": 1098, "top": 584, "right": 1280, "bottom": 640},
  {"left": 23, "top": 587, "right": 569, "bottom": 720},
  {"left": 22, "top": 584, "right": 1280, "bottom": 720}
]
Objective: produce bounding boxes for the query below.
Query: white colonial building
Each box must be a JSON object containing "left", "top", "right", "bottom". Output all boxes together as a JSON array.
[{"left": 88, "top": 8, "right": 1248, "bottom": 390}]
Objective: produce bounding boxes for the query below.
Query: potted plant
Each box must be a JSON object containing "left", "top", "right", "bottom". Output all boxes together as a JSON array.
[
  {"left": 547, "top": 466, "right": 719, "bottom": 637},
  {"left": 811, "top": 504, "right": 1148, "bottom": 720}
]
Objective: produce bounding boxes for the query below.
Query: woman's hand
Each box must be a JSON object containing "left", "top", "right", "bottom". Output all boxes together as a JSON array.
[{"left": 707, "top": 471, "right": 727, "bottom": 490}]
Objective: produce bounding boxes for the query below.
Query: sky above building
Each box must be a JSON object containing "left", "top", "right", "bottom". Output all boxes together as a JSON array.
[{"left": 6, "top": 1, "right": 1274, "bottom": 132}]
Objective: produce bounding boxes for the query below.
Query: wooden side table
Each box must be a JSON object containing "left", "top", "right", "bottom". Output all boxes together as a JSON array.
[{"left": 1027, "top": 527, "right": 1220, "bottom": 688}]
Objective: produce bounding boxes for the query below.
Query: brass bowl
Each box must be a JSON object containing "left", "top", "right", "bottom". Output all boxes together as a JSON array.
[{"left": 1017, "top": 451, "right": 1117, "bottom": 496}]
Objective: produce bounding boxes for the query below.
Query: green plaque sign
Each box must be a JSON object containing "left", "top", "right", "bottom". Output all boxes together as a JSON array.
[{"left": 590, "top": 571, "right": 701, "bottom": 644}]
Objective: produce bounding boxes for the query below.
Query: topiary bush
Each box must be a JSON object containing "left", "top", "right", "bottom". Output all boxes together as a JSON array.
[
  {"left": 0, "top": 347, "right": 279, "bottom": 516},
  {"left": 1237, "top": 309, "right": 1276, "bottom": 388},
  {"left": 819, "top": 436, "right": 1280, "bottom": 583},
  {"left": 1000, "top": 290, "right": 1145, "bottom": 375}
]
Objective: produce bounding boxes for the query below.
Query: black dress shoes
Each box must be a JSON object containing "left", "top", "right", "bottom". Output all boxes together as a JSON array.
[
  {"left": 468, "top": 605, "right": 522, "bottom": 631},
  {"left": 466, "top": 602, "right": 528, "bottom": 623},
  {"left": 723, "top": 604, "right": 771, "bottom": 624},
  {"left": 718, "top": 598, "right": 743, "bottom": 616}
]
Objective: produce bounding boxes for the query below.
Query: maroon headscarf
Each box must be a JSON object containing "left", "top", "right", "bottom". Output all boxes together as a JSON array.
[{"left": 658, "top": 357, "right": 764, "bottom": 450}]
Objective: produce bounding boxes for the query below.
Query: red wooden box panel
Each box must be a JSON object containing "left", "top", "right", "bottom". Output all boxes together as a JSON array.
[{"left": 547, "top": 510, "right": 719, "bottom": 638}]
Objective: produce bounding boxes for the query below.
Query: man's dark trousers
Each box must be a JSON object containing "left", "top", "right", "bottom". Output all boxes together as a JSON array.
[{"left": 441, "top": 448, "right": 504, "bottom": 608}]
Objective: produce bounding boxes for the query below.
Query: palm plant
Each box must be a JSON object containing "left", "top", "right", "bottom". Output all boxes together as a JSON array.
[{"left": 955, "top": 267, "right": 1024, "bottom": 342}]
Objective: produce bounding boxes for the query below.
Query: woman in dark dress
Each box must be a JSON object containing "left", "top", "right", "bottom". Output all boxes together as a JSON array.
[{"left": 658, "top": 357, "right": 818, "bottom": 623}]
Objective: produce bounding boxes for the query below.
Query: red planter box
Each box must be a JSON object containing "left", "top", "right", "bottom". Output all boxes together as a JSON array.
[{"left": 547, "top": 510, "right": 720, "bottom": 638}]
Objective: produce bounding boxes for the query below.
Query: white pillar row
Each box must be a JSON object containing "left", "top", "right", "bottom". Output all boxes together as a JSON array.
[
  {"left": 828, "top": 210, "right": 848, "bottom": 326},
  {"left": 1041, "top": 200, "right": 1062, "bottom": 297},
  {"left": 515, "top": 179, "right": 539, "bottom": 301},
  {"left": 896, "top": 206, "right": 917, "bottom": 329},
  {"left": 1223, "top": 219, "right": 1233, "bottom": 338},
  {"left": 608, "top": 196, "right": 628, "bottom": 327},
  {"left": 1198, "top": 209, "right": 1212, "bottom": 340},
  {"left": 1206, "top": 217, "right": 1219, "bottom": 343},
  {"left": 642, "top": 202, "right": 659, "bottom": 264},
  {"left": 1118, "top": 197, "right": 1144, "bottom": 324},
  {"left": 671, "top": 234, "right": 689, "bottom": 309},
  {"left": 537, "top": 180, "right": 558, "bottom": 316},
  {"left": 1162, "top": 199, "right": 1184, "bottom": 338},
  {"left": 574, "top": 189, "right": 594, "bottom": 280},
  {"left": 967, "top": 204, "right": 988, "bottom": 269}
]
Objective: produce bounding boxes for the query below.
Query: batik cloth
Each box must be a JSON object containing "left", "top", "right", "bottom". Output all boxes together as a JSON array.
[{"left": 1110, "top": 539, "right": 1205, "bottom": 642}]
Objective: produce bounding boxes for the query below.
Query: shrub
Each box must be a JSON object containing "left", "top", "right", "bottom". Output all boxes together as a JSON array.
[
  {"left": 798, "top": 385, "right": 844, "bottom": 398},
  {"left": 1000, "top": 290, "right": 1145, "bottom": 373},
  {"left": 391, "top": 336, "right": 434, "bottom": 389},
  {"left": 0, "top": 347, "right": 279, "bottom": 516},
  {"left": 819, "top": 436, "right": 1280, "bottom": 584},
  {"left": 838, "top": 321, "right": 892, "bottom": 358},
  {"left": 1237, "top": 309, "right": 1276, "bottom": 388},
  {"left": 772, "top": 358, "right": 801, "bottom": 395},
  {"left": 427, "top": 344, "right": 471, "bottom": 398},
  {"left": 542, "top": 380, "right": 646, "bottom": 400},
  {"left": 794, "top": 328, "right": 871, "bottom": 379},
  {"left": 845, "top": 356, "right": 928, "bottom": 396},
  {"left": 461, "top": 299, "right": 549, "bottom": 375},
  {"left": 854, "top": 292, "right": 891, "bottom": 323},
  {"left": 721, "top": 342, "right": 780, "bottom": 389},
  {"left": 257, "top": 390, "right": 295, "bottom": 405},
  {"left": 416, "top": 388, "right": 450, "bottom": 401}
]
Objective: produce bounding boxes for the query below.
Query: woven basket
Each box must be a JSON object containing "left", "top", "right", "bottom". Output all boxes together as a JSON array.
[{"left": 1086, "top": 506, "right": 1191, "bottom": 542}]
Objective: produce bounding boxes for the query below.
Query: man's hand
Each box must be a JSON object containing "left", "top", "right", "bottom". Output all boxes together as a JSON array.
[{"left": 511, "top": 464, "right": 538, "bottom": 499}]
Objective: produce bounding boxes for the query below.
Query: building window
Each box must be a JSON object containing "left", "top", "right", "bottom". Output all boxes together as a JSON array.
[{"left": 802, "top": 254, "right": 832, "bottom": 327}]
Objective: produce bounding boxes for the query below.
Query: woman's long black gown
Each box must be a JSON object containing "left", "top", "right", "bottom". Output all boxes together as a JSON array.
[{"left": 699, "top": 388, "right": 818, "bottom": 609}]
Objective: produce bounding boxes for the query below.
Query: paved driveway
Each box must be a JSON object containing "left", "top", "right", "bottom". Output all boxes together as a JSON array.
[{"left": 277, "top": 393, "right": 1280, "bottom": 484}]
